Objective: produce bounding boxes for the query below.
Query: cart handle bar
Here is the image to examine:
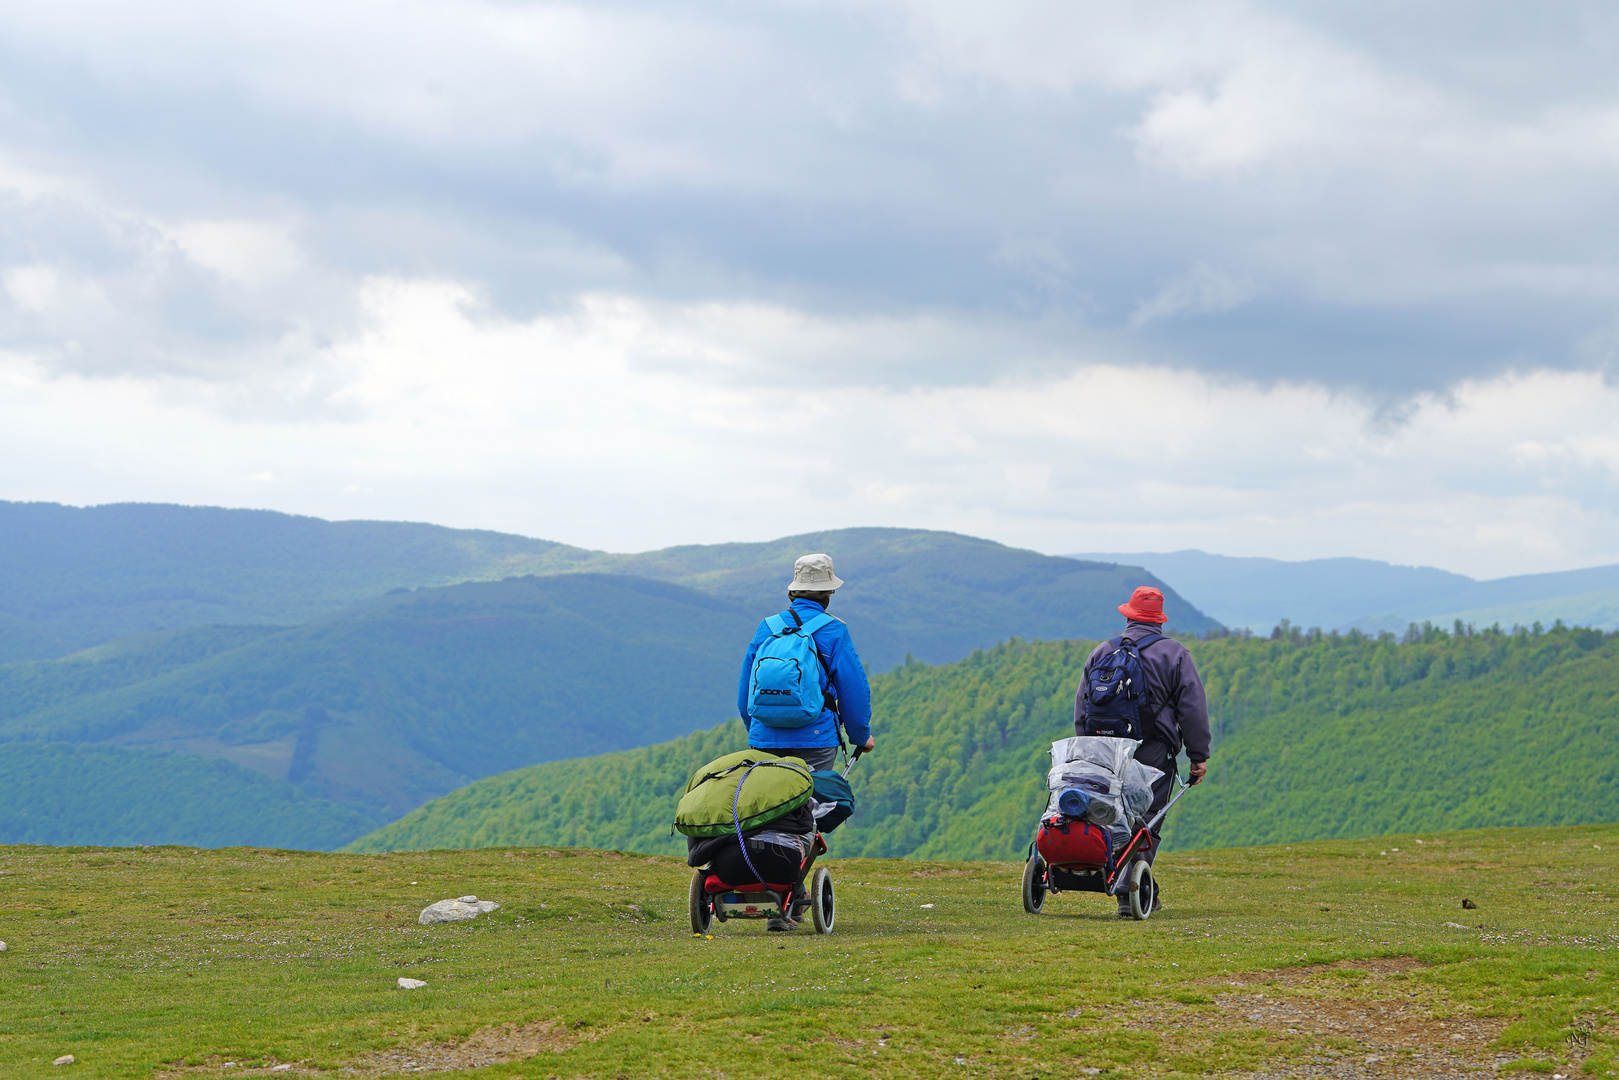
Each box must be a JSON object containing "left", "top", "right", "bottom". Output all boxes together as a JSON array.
[
  {"left": 1144, "top": 772, "right": 1193, "bottom": 835},
  {"left": 1102, "top": 774, "right": 1193, "bottom": 890}
]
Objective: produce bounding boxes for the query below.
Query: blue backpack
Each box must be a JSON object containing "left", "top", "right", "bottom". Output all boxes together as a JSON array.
[
  {"left": 746, "top": 608, "right": 836, "bottom": 728},
  {"left": 1081, "top": 632, "right": 1164, "bottom": 739}
]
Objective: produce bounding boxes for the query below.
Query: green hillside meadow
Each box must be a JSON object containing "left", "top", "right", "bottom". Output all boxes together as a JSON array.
[
  {"left": 2, "top": 826, "right": 1616, "bottom": 1077},
  {"left": 352, "top": 623, "right": 1619, "bottom": 858}
]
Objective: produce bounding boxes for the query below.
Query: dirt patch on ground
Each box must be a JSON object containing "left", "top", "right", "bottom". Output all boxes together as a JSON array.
[
  {"left": 153, "top": 1021, "right": 577, "bottom": 1077},
  {"left": 1203, "top": 956, "right": 1430, "bottom": 985},
  {"left": 358, "top": 1019, "right": 575, "bottom": 1074},
  {"left": 1172, "top": 958, "right": 1520, "bottom": 1078}
]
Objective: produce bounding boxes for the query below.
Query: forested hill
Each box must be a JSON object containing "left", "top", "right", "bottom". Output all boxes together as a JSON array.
[
  {"left": 0, "top": 503, "right": 1214, "bottom": 666},
  {"left": 0, "top": 574, "right": 757, "bottom": 836},
  {"left": 349, "top": 623, "right": 1619, "bottom": 858},
  {"left": 0, "top": 543, "right": 1211, "bottom": 849}
]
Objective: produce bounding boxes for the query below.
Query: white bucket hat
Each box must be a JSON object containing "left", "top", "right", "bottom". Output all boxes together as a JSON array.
[{"left": 788, "top": 553, "right": 845, "bottom": 592}]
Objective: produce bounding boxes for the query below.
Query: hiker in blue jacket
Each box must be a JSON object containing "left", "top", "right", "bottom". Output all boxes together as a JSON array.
[{"left": 737, "top": 553, "right": 875, "bottom": 773}]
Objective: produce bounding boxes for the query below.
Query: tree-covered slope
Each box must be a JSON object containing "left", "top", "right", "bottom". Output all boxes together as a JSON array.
[
  {"left": 0, "top": 742, "right": 371, "bottom": 848},
  {"left": 1176, "top": 622, "right": 1619, "bottom": 847},
  {"left": 0, "top": 518, "right": 1218, "bottom": 848},
  {"left": 349, "top": 624, "right": 1619, "bottom": 858},
  {"left": 0, "top": 574, "right": 757, "bottom": 831},
  {"left": 0, "top": 503, "right": 1214, "bottom": 665}
]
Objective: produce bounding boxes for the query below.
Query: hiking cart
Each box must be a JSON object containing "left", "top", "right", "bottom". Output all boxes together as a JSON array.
[
  {"left": 689, "top": 836, "right": 836, "bottom": 934},
  {"left": 688, "top": 751, "right": 861, "bottom": 936},
  {"left": 1021, "top": 772, "right": 1191, "bottom": 921}
]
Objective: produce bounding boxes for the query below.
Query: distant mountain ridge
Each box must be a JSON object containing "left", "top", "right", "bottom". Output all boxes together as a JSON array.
[
  {"left": 0, "top": 502, "right": 1218, "bottom": 667},
  {"left": 0, "top": 505, "right": 1219, "bottom": 848},
  {"left": 0, "top": 501, "right": 589, "bottom": 658},
  {"left": 1072, "top": 549, "right": 1619, "bottom": 633}
]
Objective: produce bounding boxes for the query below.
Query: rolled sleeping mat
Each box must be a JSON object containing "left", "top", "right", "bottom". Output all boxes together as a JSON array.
[{"left": 1057, "top": 787, "right": 1091, "bottom": 818}]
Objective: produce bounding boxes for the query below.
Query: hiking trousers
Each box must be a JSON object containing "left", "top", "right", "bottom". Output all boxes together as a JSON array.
[
  {"left": 751, "top": 745, "right": 838, "bottom": 771},
  {"left": 1133, "top": 740, "right": 1179, "bottom": 866}
]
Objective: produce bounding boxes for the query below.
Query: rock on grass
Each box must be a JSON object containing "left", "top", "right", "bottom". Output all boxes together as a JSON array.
[{"left": 418, "top": 896, "right": 500, "bottom": 925}]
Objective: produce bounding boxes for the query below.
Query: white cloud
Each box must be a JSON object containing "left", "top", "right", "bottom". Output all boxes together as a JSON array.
[
  {"left": 167, "top": 220, "right": 303, "bottom": 288},
  {"left": 2, "top": 280, "right": 1615, "bottom": 578},
  {"left": 3, "top": 1, "right": 1619, "bottom": 573}
]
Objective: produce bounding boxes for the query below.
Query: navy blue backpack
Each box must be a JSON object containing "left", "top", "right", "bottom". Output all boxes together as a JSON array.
[{"left": 1081, "top": 632, "right": 1164, "bottom": 739}]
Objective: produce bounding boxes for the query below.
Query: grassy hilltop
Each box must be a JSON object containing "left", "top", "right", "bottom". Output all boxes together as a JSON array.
[
  {"left": 2, "top": 825, "right": 1616, "bottom": 1078},
  {"left": 352, "top": 623, "right": 1619, "bottom": 858}
]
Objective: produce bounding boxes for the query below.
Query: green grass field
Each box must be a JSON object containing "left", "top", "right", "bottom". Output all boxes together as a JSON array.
[{"left": 2, "top": 824, "right": 1616, "bottom": 1078}]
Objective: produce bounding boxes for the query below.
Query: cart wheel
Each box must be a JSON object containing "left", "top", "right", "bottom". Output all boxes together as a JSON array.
[
  {"left": 689, "top": 869, "right": 713, "bottom": 934},
  {"left": 1127, "top": 860, "right": 1155, "bottom": 921},
  {"left": 1021, "top": 853, "right": 1047, "bottom": 914},
  {"left": 809, "top": 868, "right": 835, "bottom": 934}
]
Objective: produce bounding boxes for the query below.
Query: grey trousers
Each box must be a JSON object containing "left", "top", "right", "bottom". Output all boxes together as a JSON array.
[
  {"left": 753, "top": 745, "right": 838, "bottom": 771},
  {"left": 1132, "top": 740, "right": 1179, "bottom": 867}
]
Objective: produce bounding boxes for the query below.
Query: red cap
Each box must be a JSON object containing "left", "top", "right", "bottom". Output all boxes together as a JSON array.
[{"left": 1118, "top": 586, "right": 1167, "bottom": 624}]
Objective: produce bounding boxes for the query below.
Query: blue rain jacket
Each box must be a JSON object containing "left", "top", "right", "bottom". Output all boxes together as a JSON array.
[{"left": 737, "top": 598, "right": 872, "bottom": 749}]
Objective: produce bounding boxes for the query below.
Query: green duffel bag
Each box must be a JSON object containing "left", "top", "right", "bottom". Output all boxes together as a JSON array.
[{"left": 674, "top": 750, "right": 813, "bottom": 838}]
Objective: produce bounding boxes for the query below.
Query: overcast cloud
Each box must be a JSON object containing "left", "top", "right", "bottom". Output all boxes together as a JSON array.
[{"left": 2, "top": 1, "right": 1618, "bottom": 576}]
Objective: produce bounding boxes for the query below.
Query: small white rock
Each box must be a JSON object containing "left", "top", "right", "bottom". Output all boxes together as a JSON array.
[
  {"left": 0, "top": 941, "right": 8, "bottom": 951},
  {"left": 52, "top": 1055, "right": 75, "bottom": 1066},
  {"left": 920, "top": 903, "right": 934, "bottom": 909},
  {"left": 397, "top": 977, "right": 427, "bottom": 990},
  {"left": 418, "top": 897, "right": 499, "bottom": 924},
  {"left": 270, "top": 1066, "right": 292, "bottom": 1073}
]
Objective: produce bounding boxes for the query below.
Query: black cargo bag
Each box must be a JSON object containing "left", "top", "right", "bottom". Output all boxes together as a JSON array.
[{"left": 707, "top": 833, "right": 809, "bottom": 889}]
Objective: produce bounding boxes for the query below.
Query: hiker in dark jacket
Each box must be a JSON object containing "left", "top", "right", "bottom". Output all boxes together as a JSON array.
[
  {"left": 737, "top": 552, "right": 874, "bottom": 773},
  {"left": 1075, "top": 585, "right": 1209, "bottom": 912}
]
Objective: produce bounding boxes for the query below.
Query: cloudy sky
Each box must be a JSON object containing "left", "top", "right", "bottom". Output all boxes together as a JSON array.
[{"left": 2, "top": 0, "right": 1617, "bottom": 578}]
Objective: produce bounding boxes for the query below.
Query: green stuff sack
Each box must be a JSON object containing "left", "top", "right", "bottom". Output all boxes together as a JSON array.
[{"left": 674, "top": 750, "right": 813, "bottom": 838}]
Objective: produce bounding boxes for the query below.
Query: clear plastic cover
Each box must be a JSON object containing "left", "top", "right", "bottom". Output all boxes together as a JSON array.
[{"left": 1044, "top": 736, "right": 1163, "bottom": 830}]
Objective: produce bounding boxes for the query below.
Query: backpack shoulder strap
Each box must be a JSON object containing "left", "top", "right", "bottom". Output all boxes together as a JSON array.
[
  {"left": 797, "top": 612, "right": 836, "bottom": 637},
  {"left": 1131, "top": 632, "right": 1166, "bottom": 652}
]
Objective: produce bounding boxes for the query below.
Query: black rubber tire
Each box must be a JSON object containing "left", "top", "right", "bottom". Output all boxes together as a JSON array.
[
  {"left": 1021, "top": 853, "right": 1047, "bottom": 914},
  {"left": 1128, "top": 860, "right": 1155, "bottom": 921},
  {"left": 810, "top": 868, "right": 835, "bottom": 934},
  {"left": 689, "top": 869, "right": 713, "bottom": 934}
]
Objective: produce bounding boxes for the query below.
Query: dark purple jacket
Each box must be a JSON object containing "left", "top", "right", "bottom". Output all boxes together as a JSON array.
[{"left": 1073, "top": 620, "right": 1212, "bottom": 762}]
